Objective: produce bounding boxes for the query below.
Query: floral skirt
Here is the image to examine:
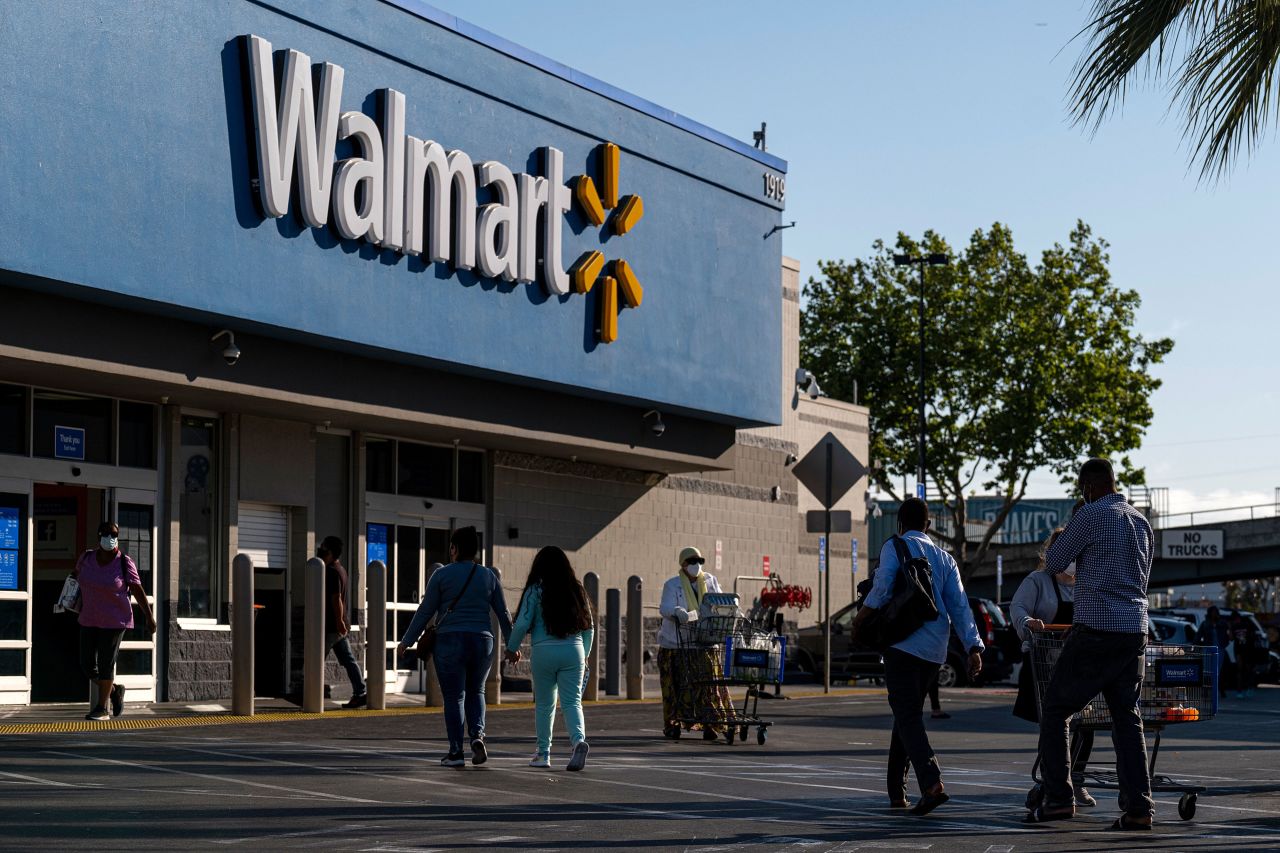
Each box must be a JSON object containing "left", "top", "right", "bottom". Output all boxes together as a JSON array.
[{"left": 658, "top": 647, "right": 734, "bottom": 731}]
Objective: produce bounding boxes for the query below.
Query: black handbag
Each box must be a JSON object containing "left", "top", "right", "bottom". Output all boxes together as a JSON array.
[
  {"left": 855, "top": 536, "right": 939, "bottom": 650},
  {"left": 415, "top": 562, "right": 479, "bottom": 663}
]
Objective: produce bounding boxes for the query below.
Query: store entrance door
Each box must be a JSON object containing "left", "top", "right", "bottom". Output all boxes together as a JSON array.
[
  {"left": 30, "top": 483, "right": 158, "bottom": 704},
  {"left": 31, "top": 484, "right": 102, "bottom": 702},
  {"left": 366, "top": 517, "right": 452, "bottom": 693}
]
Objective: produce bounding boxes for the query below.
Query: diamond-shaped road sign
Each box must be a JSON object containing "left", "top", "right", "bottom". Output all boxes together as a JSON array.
[{"left": 791, "top": 432, "right": 868, "bottom": 510}]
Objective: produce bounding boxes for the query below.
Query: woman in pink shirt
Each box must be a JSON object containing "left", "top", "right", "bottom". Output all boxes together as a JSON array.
[{"left": 74, "top": 520, "right": 156, "bottom": 720}]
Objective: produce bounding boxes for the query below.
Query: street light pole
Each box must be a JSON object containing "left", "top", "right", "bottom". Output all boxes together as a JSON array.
[{"left": 893, "top": 252, "right": 948, "bottom": 502}]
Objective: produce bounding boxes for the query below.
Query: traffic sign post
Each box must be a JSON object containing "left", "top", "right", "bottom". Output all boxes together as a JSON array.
[
  {"left": 791, "top": 432, "right": 868, "bottom": 696},
  {"left": 996, "top": 555, "right": 1004, "bottom": 605}
]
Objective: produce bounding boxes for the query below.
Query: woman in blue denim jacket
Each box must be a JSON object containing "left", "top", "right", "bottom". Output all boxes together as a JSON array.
[
  {"left": 397, "top": 526, "right": 512, "bottom": 768},
  {"left": 504, "top": 546, "right": 595, "bottom": 771}
]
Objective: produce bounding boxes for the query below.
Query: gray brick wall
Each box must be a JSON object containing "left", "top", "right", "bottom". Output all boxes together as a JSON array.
[{"left": 166, "top": 622, "right": 232, "bottom": 703}]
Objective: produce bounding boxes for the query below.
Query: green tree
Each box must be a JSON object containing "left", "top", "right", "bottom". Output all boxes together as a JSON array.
[
  {"left": 1224, "top": 578, "right": 1280, "bottom": 615},
  {"left": 801, "top": 221, "right": 1174, "bottom": 579},
  {"left": 1070, "top": 0, "right": 1280, "bottom": 181}
]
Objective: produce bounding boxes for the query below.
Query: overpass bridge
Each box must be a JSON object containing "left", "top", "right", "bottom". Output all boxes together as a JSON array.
[{"left": 963, "top": 502, "right": 1280, "bottom": 600}]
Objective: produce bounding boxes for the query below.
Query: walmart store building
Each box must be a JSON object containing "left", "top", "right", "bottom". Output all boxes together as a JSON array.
[{"left": 0, "top": 0, "right": 868, "bottom": 705}]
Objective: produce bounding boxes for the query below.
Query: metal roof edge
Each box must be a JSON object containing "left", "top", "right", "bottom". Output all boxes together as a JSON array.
[{"left": 377, "top": 0, "right": 789, "bottom": 173}]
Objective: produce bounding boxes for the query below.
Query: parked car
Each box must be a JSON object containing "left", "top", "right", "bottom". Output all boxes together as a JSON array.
[
  {"left": 940, "top": 597, "right": 1015, "bottom": 687},
  {"left": 1150, "top": 615, "right": 1198, "bottom": 645},
  {"left": 791, "top": 602, "right": 885, "bottom": 682},
  {"left": 1151, "top": 607, "right": 1271, "bottom": 651},
  {"left": 793, "top": 596, "right": 1014, "bottom": 686}
]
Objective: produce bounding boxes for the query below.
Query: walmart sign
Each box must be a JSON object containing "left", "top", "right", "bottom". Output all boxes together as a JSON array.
[{"left": 246, "top": 35, "right": 645, "bottom": 343}]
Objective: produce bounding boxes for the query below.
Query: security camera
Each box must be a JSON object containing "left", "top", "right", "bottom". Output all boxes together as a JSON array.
[
  {"left": 643, "top": 410, "right": 665, "bottom": 437},
  {"left": 795, "top": 368, "right": 823, "bottom": 400},
  {"left": 211, "top": 329, "right": 240, "bottom": 366}
]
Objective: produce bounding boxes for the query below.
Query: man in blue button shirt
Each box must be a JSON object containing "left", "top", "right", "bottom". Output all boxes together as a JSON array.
[
  {"left": 1035, "top": 458, "right": 1155, "bottom": 830},
  {"left": 857, "top": 498, "right": 984, "bottom": 816}
]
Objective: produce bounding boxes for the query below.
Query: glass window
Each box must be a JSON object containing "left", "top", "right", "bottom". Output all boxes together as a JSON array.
[
  {"left": 0, "top": 648, "right": 23, "bottom": 677},
  {"left": 458, "top": 450, "right": 485, "bottom": 503},
  {"left": 397, "top": 441, "right": 452, "bottom": 499},
  {"left": 118, "top": 402, "right": 157, "bottom": 469},
  {"left": 0, "top": 599, "right": 26, "bottom": 641},
  {"left": 116, "top": 648, "right": 153, "bottom": 676},
  {"left": 395, "top": 524, "right": 421, "bottom": 605},
  {"left": 33, "top": 390, "right": 113, "bottom": 464},
  {"left": 0, "top": 384, "right": 26, "bottom": 455},
  {"left": 366, "top": 438, "right": 395, "bottom": 494},
  {"left": 178, "top": 417, "right": 219, "bottom": 619},
  {"left": 119, "top": 503, "right": 154, "bottom": 592}
]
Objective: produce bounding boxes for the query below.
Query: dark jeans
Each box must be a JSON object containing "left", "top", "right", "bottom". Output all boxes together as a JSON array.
[
  {"left": 434, "top": 631, "right": 494, "bottom": 752},
  {"left": 1038, "top": 626, "right": 1153, "bottom": 817},
  {"left": 884, "top": 648, "right": 943, "bottom": 798},
  {"left": 79, "top": 626, "right": 125, "bottom": 682},
  {"left": 326, "top": 633, "right": 366, "bottom": 696}
]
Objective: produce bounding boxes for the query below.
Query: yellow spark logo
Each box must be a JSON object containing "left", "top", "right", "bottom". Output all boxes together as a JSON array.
[{"left": 569, "top": 142, "right": 644, "bottom": 343}]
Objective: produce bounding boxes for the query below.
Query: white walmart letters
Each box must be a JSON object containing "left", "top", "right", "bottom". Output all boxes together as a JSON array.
[{"left": 247, "top": 35, "right": 569, "bottom": 293}]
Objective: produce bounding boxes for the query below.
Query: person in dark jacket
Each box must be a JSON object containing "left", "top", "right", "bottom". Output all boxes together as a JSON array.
[{"left": 1197, "top": 607, "right": 1230, "bottom": 699}]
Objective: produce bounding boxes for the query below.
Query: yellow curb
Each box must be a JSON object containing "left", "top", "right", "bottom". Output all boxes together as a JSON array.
[{"left": 0, "top": 686, "right": 876, "bottom": 736}]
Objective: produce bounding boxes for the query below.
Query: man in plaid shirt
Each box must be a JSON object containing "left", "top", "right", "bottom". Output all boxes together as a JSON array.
[{"left": 1031, "top": 458, "right": 1155, "bottom": 830}]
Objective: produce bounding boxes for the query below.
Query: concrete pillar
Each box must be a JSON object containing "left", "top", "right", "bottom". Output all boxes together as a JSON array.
[
  {"left": 605, "top": 588, "right": 621, "bottom": 696},
  {"left": 232, "top": 554, "right": 255, "bottom": 716},
  {"left": 303, "top": 557, "right": 326, "bottom": 713},
  {"left": 583, "top": 572, "right": 600, "bottom": 701},
  {"left": 366, "top": 560, "right": 387, "bottom": 711},
  {"left": 626, "top": 575, "right": 643, "bottom": 700}
]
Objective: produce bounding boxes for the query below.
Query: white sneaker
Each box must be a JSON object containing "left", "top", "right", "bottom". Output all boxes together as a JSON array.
[
  {"left": 566, "top": 740, "right": 589, "bottom": 772},
  {"left": 528, "top": 753, "right": 550, "bottom": 768}
]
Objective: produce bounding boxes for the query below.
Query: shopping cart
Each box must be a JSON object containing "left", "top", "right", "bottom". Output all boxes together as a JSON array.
[
  {"left": 666, "top": 593, "right": 785, "bottom": 745},
  {"left": 1026, "top": 625, "right": 1219, "bottom": 820}
]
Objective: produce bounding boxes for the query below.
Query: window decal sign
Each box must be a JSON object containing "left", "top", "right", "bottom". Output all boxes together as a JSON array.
[{"left": 54, "top": 426, "right": 85, "bottom": 461}]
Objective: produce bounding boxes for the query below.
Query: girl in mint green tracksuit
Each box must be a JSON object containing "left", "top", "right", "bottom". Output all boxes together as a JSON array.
[{"left": 505, "top": 546, "right": 595, "bottom": 771}]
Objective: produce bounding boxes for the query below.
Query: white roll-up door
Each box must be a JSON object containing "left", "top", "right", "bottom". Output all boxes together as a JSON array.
[{"left": 238, "top": 502, "right": 288, "bottom": 570}]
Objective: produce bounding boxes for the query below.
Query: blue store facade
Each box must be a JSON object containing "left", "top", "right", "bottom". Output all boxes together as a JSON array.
[{"left": 0, "top": 0, "right": 793, "bottom": 705}]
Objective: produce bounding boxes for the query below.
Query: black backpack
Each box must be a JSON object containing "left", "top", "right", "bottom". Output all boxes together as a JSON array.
[{"left": 855, "top": 535, "right": 940, "bottom": 650}]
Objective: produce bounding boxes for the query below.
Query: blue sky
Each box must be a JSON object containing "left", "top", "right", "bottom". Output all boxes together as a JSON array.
[{"left": 432, "top": 1, "right": 1280, "bottom": 514}]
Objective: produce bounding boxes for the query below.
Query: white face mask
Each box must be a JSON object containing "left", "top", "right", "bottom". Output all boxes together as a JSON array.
[
  {"left": 100, "top": 535, "right": 118, "bottom": 551},
  {"left": 684, "top": 562, "right": 702, "bottom": 577}
]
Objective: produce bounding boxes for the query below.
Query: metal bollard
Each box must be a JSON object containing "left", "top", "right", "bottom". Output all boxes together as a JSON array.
[
  {"left": 232, "top": 554, "right": 255, "bottom": 716},
  {"left": 605, "top": 588, "right": 621, "bottom": 696},
  {"left": 486, "top": 565, "right": 503, "bottom": 705},
  {"left": 583, "top": 572, "right": 600, "bottom": 701},
  {"left": 626, "top": 575, "right": 643, "bottom": 699},
  {"left": 303, "top": 556, "right": 326, "bottom": 713},
  {"left": 366, "top": 560, "right": 387, "bottom": 711}
]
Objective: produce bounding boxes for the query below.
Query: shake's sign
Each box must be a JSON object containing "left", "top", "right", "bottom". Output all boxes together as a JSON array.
[{"left": 244, "top": 35, "right": 644, "bottom": 343}]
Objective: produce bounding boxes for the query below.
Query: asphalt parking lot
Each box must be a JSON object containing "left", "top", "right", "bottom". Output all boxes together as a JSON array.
[{"left": 3, "top": 686, "right": 1280, "bottom": 852}]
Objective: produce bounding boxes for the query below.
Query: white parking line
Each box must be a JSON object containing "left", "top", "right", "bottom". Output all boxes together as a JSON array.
[
  {"left": 43, "top": 749, "right": 382, "bottom": 805},
  {"left": 212, "top": 823, "right": 386, "bottom": 846}
]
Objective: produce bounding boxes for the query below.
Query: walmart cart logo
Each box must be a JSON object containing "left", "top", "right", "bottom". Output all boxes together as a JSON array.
[{"left": 569, "top": 143, "right": 645, "bottom": 344}]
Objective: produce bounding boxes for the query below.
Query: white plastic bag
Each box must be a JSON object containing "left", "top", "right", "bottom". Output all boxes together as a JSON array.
[{"left": 54, "top": 574, "right": 81, "bottom": 614}]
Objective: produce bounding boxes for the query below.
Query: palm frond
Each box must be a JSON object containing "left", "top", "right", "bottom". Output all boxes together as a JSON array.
[
  {"left": 1069, "top": 0, "right": 1198, "bottom": 131},
  {"left": 1175, "top": 0, "right": 1280, "bottom": 180}
]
